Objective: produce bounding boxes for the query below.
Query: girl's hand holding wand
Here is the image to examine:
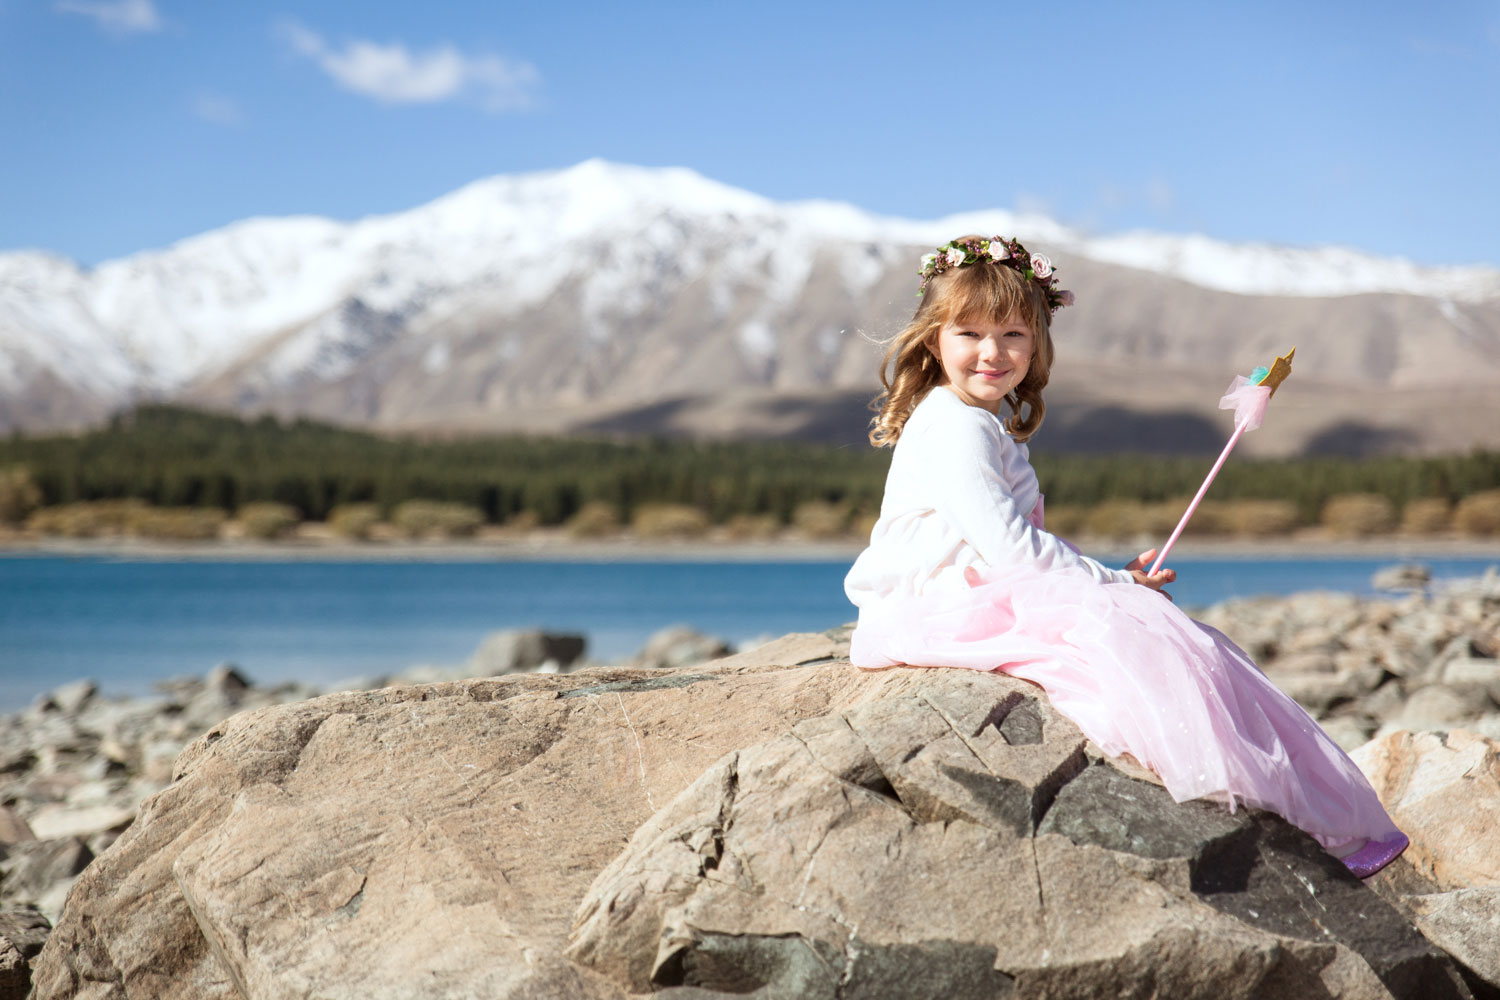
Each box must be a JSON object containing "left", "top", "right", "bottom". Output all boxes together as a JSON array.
[{"left": 1126, "top": 547, "right": 1175, "bottom": 599}]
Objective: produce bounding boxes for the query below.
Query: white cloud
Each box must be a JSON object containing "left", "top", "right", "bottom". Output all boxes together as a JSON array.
[
  {"left": 276, "top": 18, "right": 538, "bottom": 112},
  {"left": 54, "top": 0, "right": 161, "bottom": 34},
  {"left": 192, "top": 93, "right": 243, "bottom": 126}
]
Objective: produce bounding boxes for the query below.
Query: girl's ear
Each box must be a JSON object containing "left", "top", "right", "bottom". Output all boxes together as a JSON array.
[{"left": 925, "top": 330, "right": 942, "bottom": 360}]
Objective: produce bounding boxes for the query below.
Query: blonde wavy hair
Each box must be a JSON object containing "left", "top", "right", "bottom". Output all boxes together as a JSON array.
[{"left": 869, "top": 238, "right": 1057, "bottom": 447}]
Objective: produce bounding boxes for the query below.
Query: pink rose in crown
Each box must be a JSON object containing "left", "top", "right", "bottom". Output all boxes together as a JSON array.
[
  {"left": 1030, "top": 254, "right": 1053, "bottom": 279},
  {"left": 988, "top": 241, "right": 1010, "bottom": 261},
  {"left": 945, "top": 247, "right": 966, "bottom": 267}
]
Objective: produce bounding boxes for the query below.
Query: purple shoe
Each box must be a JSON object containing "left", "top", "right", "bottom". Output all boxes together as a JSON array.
[{"left": 1342, "top": 833, "right": 1410, "bottom": 879}]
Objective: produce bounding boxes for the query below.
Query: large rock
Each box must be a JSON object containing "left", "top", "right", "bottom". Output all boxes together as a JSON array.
[
  {"left": 569, "top": 680, "right": 1461, "bottom": 1000},
  {"left": 29, "top": 632, "right": 847, "bottom": 1000},
  {"left": 1352, "top": 729, "right": 1500, "bottom": 891},
  {"left": 30, "top": 634, "right": 1475, "bottom": 999}
]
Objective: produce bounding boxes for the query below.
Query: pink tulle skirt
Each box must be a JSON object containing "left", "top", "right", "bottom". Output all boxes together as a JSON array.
[{"left": 849, "top": 563, "right": 1407, "bottom": 874}]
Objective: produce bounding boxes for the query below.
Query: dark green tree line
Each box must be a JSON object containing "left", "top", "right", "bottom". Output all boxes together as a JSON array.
[{"left": 2, "top": 405, "right": 1496, "bottom": 525}]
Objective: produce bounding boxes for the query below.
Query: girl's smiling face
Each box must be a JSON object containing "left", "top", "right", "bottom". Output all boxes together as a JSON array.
[{"left": 928, "top": 313, "right": 1034, "bottom": 414}]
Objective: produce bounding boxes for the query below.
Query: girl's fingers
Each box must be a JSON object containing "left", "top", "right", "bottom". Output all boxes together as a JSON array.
[{"left": 1131, "top": 568, "right": 1176, "bottom": 593}]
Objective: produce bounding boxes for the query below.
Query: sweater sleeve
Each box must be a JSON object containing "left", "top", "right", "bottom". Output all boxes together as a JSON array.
[{"left": 920, "top": 405, "right": 1135, "bottom": 585}]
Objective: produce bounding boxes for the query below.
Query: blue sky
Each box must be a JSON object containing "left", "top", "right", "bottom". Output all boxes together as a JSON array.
[{"left": 3, "top": 1, "right": 1498, "bottom": 268}]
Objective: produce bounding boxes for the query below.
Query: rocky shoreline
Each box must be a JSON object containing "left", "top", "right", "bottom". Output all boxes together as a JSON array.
[
  {"left": 2, "top": 568, "right": 1498, "bottom": 997},
  {"left": 1196, "top": 566, "right": 1500, "bottom": 749}
]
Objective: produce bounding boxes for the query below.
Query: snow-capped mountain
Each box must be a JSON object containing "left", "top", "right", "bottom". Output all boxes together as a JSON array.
[{"left": 3, "top": 160, "right": 1498, "bottom": 452}]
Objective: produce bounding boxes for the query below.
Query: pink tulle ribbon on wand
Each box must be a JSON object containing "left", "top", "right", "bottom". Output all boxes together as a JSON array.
[{"left": 1148, "top": 350, "right": 1295, "bottom": 575}]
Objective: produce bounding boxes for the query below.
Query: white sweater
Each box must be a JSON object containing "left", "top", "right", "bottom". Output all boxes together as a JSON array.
[{"left": 845, "top": 386, "right": 1134, "bottom": 608}]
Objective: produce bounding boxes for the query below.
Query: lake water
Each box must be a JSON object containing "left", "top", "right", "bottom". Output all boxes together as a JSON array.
[{"left": 2, "top": 553, "right": 1496, "bottom": 711}]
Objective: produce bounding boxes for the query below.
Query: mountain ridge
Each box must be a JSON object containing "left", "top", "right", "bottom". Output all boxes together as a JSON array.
[{"left": 3, "top": 160, "right": 1498, "bottom": 453}]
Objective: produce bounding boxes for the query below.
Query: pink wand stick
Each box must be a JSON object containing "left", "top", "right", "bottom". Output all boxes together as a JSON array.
[
  {"left": 1147, "top": 348, "right": 1294, "bottom": 576},
  {"left": 1149, "top": 418, "right": 1250, "bottom": 575}
]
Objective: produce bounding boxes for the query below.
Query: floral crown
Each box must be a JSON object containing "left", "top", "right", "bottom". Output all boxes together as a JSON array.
[{"left": 918, "top": 236, "right": 1074, "bottom": 313}]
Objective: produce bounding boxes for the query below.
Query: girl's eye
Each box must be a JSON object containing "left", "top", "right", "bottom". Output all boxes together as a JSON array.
[{"left": 958, "top": 331, "right": 978, "bottom": 338}]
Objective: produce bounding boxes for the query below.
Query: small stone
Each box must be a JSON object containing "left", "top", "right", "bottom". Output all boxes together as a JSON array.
[
  {"left": 1359, "top": 680, "right": 1406, "bottom": 723},
  {"left": 0, "top": 904, "right": 51, "bottom": 959},
  {"left": 0, "top": 903, "right": 51, "bottom": 1000},
  {"left": 33, "top": 681, "right": 97, "bottom": 717},
  {"left": 1442, "top": 657, "right": 1500, "bottom": 690},
  {"left": 96, "top": 738, "right": 132, "bottom": 767},
  {"left": 1276, "top": 664, "right": 1384, "bottom": 718},
  {"left": 0, "top": 808, "right": 34, "bottom": 846},
  {"left": 629, "top": 626, "right": 731, "bottom": 670},
  {"left": 1284, "top": 626, "right": 1343, "bottom": 656},
  {"left": 1317, "top": 716, "right": 1374, "bottom": 752},
  {"left": 1264, "top": 650, "right": 1336, "bottom": 675},
  {"left": 465, "top": 630, "right": 587, "bottom": 675},
  {"left": 140, "top": 739, "right": 185, "bottom": 785},
  {"left": 74, "top": 757, "right": 125, "bottom": 783},
  {"left": 1372, "top": 563, "right": 1432, "bottom": 593},
  {"left": 204, "top": 663, "right": 252, "bottom": 698},
  {"left": 152, "top": 675, "right": 205, "bottom": 700},
  {"left": 1465, "top": 715, "right": 1500, "bottom": 742},
  {"left": 0, "top": 839, "right": 94, "bottom": 902},
  {"left": 25, "top": 804, "right": 135, "bottom": 842},
  {"left": 1395, "top": 685, "right": 1489, "bottom": 729},
  {"left": 0, "top": 749, "right": 34, "bottom": 776}
]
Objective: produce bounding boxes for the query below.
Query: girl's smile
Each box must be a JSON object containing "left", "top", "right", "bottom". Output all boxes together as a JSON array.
[{"left": 928, "top": 314, "right": 1034, "bottom": 414}]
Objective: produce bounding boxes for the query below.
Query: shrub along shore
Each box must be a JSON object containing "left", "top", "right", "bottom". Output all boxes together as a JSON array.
[{"left": 2, "top": 404, "right": 1499, "bottom": 544}]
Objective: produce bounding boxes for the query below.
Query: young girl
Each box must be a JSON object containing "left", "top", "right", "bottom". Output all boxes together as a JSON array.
[{"left": 844, "top": 235, "right": 1408, "bottom": 878}]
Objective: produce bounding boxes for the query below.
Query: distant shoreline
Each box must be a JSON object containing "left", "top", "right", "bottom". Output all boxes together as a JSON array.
[{"left": 3, "top": 533, "right": 1500, "bottom": 563}]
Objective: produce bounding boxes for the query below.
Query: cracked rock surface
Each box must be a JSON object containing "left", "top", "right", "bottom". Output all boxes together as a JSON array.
[
  {"left": 568, "top": 669, "right": 1470, "bottom": 1000},
  {"left": 28, "top": 633, "right": 851, "bottom": 1000},
  {"left": 25, "top": 628, "right": 1483, "bottom": 999}
]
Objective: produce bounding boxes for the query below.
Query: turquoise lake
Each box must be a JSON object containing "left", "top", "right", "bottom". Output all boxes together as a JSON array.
[{"left": 2, "top": 553, "right": 1496, "bottom": 710}]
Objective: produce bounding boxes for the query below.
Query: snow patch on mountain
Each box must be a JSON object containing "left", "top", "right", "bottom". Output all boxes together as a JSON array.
[
  {"left": 3, "top": 159, "right": 1498, "bottom": 418},
  {"left": 1078, "top": 231, "right": 1500, "bottom": 300}
]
